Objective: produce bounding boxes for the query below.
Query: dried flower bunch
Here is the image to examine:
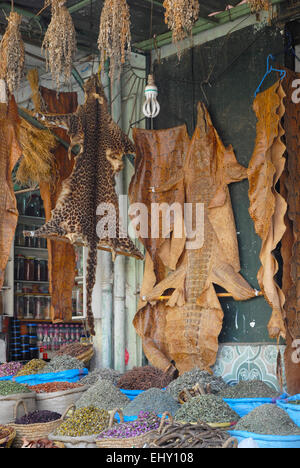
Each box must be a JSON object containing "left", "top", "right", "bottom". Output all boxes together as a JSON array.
[
  {"left": 98, "top": 0, "right": 131, "bottom": 80},
  {"left": 0, "top": 11, "right": 25, "bottom": 93},
  {"left": 42, "top": 0, "right": 77, "bottom": 90},
  {"left": 163, "top": 0, "right": 199, "bottom": 56},
  {"left": 248, "top": 0, "right": 271, "bottom": 12}
]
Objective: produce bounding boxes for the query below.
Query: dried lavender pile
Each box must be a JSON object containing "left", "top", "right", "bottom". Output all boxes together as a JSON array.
[
  {"left": 174, "top": 395, "right": 239, "bottom": 424},
  {"left": 80, "top": 368, "right": 121, "bottom": 387},
  {"left": 117, "top": 366, "right": 175, "bottom": 390},
  {"left": 123, "top": 388, "right": 180, "bottom": 417},
  {"left": 219, "top": 380, "right": 280, "bottom": 399},
  {"left": 0, "top": 361, "right": 23, "bottom": 377},
  {"left": 76, "top": 379, "right": 129, "bottom": 411},
  {"left": 41, "top": 355, "right": 84, "bottom": 373},
  {"left": 234, "top": 404, "right": 300, "bottom": 436},
  {"left": 97, "top": 411, "right": 160, "bottom": 440},
  {"left": 166, "top": 368, "right": 227, "bottom": 400},
  {"left": 15, "top": 410, "right": 61, "bottom": 425}
]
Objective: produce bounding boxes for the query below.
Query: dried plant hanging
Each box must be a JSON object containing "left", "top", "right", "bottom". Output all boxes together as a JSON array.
[
  {"left": 41, "top": 0, "right": 77, "bottom": 90},
  {"left": 163, "top": 0, "right": 199, "bottom": 57},
  {"left": 98, "top": 0, "right": 131, "bottom": 81},
  {"left": 247, "top": 0, "right": 271, "bottom": 12},
  {"left": 0, "top": 11, "right": 25, "bottom": 93}
]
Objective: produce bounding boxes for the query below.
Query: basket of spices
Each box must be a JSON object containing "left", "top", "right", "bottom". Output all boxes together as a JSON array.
[
  {"left": 174, "top": 394, "right": 239, "bottom": 428},
  {"left": 96, "top": 409, "right": 171, "bottom": 448},
  {"left": 8, "top": 401, "right": 67, "bottom": 448},
  {"left": 0, "top": 381, "right": 36, "bottom": 425},
  {"left": 48, "top": 405, "right": 111, "bottom": 449},
  {"left": 0, "top": 425, "right": 16, "bottom": 448},
  {"left": 30, "top": 381, "right": 89, "bottom": 414}
]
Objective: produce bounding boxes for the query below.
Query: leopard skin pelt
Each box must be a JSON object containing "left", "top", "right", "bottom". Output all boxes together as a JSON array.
[{"left": 33, "top": 74, "right": 143, "bottom": 334}]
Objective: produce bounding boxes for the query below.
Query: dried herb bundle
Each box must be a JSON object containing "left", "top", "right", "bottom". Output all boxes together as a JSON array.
[
  {"left": 98, "top": 0, "right": 131, "bottom": 80},
  {"left": 248, "top": 0, "right": 271, "bottom": 12},
  {"left": 16, "top": 111, "right": 58, "bottom": 188},
  {"left": 0, "top": 12, "right": 25, "bottom": 93},
  {"left": 42, "top": 0, "right": 77, "bottom": 90},
  {"left": 163, "top": 0, "right": 199, "bottom": 56}
]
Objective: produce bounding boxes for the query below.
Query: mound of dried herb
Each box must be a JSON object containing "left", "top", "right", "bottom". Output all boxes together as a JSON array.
[
  {"left": 166, "top": 368, "right": 227, "bottom": 399},
  {"left": 174, "top": 395, "right": 239, "bottom": 424},
  {"left": 123, "top": 388, "right": 180, "bottom": 417},
  {"left": 219, "top": 380, "right": 280, "bottom": 399},
  {"left": 0, "top": 381, "right": 31, "bottom": 396},
  {"left": 234, "top": 404, "right": 300, "bottom": 435},
  {"left": 15, "top": 410, "right": 61, "bottom": 425},
  {"left": 76, "top": 379, "right": 129, "bottom": 411},
  {"left": 117, "top": 366, "right": 174, "bottom": 390}
]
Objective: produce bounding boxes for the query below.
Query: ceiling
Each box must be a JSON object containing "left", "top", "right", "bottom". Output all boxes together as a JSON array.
[{"left": 0, "top": 0, "right": 243, "bottom": 52}]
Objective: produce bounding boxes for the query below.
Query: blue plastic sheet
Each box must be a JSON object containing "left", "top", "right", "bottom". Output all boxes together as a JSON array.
[
  {"left": 13, "top": 368, "right": 88, "bottom": 386},
  {"left": 228, "top": 430, "right": 300, "bottom": 448},
  {"left": 277, "top": 395, "right": 300, "bottom": 427},
  {"left": 119, "top": 389, "right": 145, "bottom": 401},
  {"left": 0, "top": 376, "right": 13, "bottom": 382},
  {"left": 223, "top": 398, "right": 278, "bottom": 417}
]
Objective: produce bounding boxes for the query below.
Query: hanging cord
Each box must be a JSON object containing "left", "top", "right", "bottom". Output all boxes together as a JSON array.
[{"left": 11, "top": 0, "right": 14, "bottom": 11}]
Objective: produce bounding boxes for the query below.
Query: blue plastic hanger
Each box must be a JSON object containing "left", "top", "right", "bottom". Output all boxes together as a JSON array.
[{"left": 254, "top": 54, "right": 286, "bottom": 98}]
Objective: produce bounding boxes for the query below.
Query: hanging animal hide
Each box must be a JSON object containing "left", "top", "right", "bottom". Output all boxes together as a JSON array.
[
  {"left": 32, "top": 74, "right": 143, "bottom": 334},
  {"left": 281, "top": 68, "right": 300, "bottom": 394},
  {"left": 38, "top": 85, "right": 78, "bottom": 323},
  {"left": 0, "top": 82, "right": 22, "bottom": 290},
  {"left": 132, "top": 103, "right": 255, "bottom": 374},
  {"left": 248, "top": 80, "right": 287, "bottom": 341}
]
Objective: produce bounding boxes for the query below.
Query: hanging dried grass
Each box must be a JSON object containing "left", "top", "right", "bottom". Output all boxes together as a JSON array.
[
  {"left": 98, "top": 0, "right": 131, "bottom": 81},
  {"left": 247, "top": 0, "right": 271, "bottom": 12},
  {"left": 0, "top": 11, "right": 25, "bottom": 93},
  {"left": 16, "top": 110, "right": 58, "bottom": 188},
  {"left": 41, "top": 0, "right": 77, "bottom": 90},
  {"left": 163, "top": 0, "right": 199, "bottom": 57}
]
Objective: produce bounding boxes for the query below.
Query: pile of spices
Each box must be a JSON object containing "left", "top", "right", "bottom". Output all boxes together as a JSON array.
[
  {"left": 117, "top": 366, "right": 175, "bottom": 390},
  {"left": 234, "top": 404, "right": 300, "bottom": 436},
  {"left": 16, "top": 359, "right": 46, "bottom": 377},
  {"left": 54, "top": 343, "right": 93, "bottom": 359},
  {"left": 80, "top": 368, "right": 121, "bottom": 387},
  {"left": 29, "top": 382, "right": 84, "bottom": 394},
  {"left": 97, "top": 411, "right": 160, "bottom": 440},
  {"left": 219, "top": 380, "right": 280, "bottom": 399},
  {"left": 15, "top": 410, "right": 61, "bottom": 425},
  {"left": 54, "top": 406, "right": 110, "bottom": 437},
  {"left": 0, "top": 361, "right": 23, "bottom": 377},
  {"left": 123, "top": 388, "right": 180, "bottom": 417},
  {"left": 166, "top": 368, "right": 226, "bottom": 400},
  {"left": 41, "top": 355, "right": 84, "bottom": 373},
  {"left": 174, "top": 395, "right": 239, "bottom": 424},
  {"left": 76, "top": 379, "right": 129, "bottom": 411},
  {"left": 0, "top": 381, "right": 31, "bottom": 396},
  {"left": 21, "top": 438, "right": 61, "bottom": 448}
]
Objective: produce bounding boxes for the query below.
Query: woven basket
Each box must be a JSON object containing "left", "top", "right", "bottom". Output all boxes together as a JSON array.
[
  {"left": 96, "top": 409, "right": 172, "bottom": 448},
  {"left": 8, "top": 400, "right": 69, "bottom": 448},
  {"left": 0, "top": 425, "right": 16, "bottom": 448},
  {"left": 76, "top": 345, "right": 94, "bottom": 366}
]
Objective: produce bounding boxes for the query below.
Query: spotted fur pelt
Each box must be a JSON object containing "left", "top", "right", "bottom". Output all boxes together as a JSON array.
[{"left": 34, "top": 75, "right": 143, "bottom": 334}]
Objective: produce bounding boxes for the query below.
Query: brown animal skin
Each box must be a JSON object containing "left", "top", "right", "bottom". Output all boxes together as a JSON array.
[{"left": 33, "top": 75, "right": 143, "bottom": 334}]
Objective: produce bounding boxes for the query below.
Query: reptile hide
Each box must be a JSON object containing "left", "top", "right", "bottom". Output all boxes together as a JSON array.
[
  {"left": 281, "top": 68, "right": 300, "bottom": 394},
  {"left": 0, "top": 83, "right": 22, "bottom": 290},
  {"left": 32, "top": 75, "right": 143, "bottom": 334},
  {"left": 132, "top": 103, "right": 255, "bottom": 374},
  {"left": 248, "top": 81, "right": 287, "bottom": 341}
]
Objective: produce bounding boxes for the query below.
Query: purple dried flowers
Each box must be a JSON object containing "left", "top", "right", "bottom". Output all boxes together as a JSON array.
[{"left": 97, "top": 411, "right": 160, "bottom": 439}]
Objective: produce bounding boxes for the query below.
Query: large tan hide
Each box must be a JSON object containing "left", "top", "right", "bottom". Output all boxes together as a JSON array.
[
  {"left": 131, "top": 103, "right": 255, "bottom": 374},
  {"left": 248, "top": 81, "right": 287, "bottom": 341},
  {"left": 0, "top": 85, "right": 22, "bottom": 290},
  {"left": 281, "top": 68, "right": 300, "bottom": 394}
]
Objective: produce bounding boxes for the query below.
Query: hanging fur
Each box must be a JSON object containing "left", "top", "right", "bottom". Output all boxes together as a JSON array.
[
  {"left": 0, "top": 11, "right": 25, "bottom": 93},
  {"left": 41, "top": 0, "right": 77, "bottom": 90},
  {"left": 98, "top": 0, "right": 131, "bottom": 80}
]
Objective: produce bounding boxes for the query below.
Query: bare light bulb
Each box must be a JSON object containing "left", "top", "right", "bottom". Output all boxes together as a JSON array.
[{"left": 143, "top": 74, "right": 160, "bottom": 119}]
